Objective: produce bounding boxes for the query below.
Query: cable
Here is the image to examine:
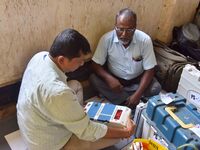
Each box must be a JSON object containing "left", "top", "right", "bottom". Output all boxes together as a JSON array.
[{"left": 177, "top": 143, "right": 198, "bottom": 150}]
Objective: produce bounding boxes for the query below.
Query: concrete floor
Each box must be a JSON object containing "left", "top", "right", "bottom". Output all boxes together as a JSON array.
[{"left": 0, "top": 114, "right": 18, "bottom": 150}]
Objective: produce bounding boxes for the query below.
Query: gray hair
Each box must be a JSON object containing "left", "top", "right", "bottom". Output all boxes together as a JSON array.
[{"left": 115, "top": 8, "right": 137, "bottom": 24}]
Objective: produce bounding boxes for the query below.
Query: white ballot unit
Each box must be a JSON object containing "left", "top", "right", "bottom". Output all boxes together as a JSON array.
[
  {"left": 85, "top": 102, "right": 131, "bottom": 128},
  {"left": 177, "top": 64, "right": 200, "bottom": 111}
]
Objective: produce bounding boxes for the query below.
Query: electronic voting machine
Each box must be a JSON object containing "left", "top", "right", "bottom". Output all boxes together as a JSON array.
[{"left": 85, "top": 102, "right": 131, "bottom": 128}]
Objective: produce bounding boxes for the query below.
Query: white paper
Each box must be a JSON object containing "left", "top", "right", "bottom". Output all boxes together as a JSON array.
[
  {"left": 160, "top": 93, "right": 174, "bottom": 104},
  {"left": 189, "top": 124, "right": 200, "bottom": 138},
  {"left": 4, "top": 130, "right": 27, "bottom": 150}
]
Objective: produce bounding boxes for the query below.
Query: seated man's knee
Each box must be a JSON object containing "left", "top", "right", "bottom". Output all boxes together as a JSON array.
[
  {"left": 68, "top": 80, "right": 83, "bottom": 91},
  {"left": 144, "top": 80, "right": 161, "bottom": 97},
  {"left": 151, "top": 81, "right": 162, "bottom": 96}
]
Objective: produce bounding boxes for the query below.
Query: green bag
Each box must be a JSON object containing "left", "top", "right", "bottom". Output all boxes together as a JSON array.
[{"left": 153, "top": 40, "right": 196, "bottom": 92}]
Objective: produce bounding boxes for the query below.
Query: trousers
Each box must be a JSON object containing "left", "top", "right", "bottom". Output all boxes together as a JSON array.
[{"left": 89, "top": 74, "right": 161, "bottom": 105}]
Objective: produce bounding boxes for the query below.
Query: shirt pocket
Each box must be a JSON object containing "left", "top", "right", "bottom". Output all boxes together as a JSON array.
[{"left": 130, "top": 59, "right": 143, "bottom": 75}]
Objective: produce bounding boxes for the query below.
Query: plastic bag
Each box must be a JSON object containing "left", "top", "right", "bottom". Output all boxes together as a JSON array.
[{"left": 127, "top": 138, "right": 168, "bottom": 150}]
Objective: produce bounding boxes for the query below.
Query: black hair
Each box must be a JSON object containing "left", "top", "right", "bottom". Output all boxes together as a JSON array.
[
  {"left": 49, "top": 29, "right": 91, "bottom": 59},
  {"left": 116, "top": 8, "right": 137, "bottom": 24}
]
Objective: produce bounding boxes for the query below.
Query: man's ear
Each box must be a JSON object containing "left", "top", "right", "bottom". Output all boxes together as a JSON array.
[{"left": 57, "top": 56, "right": 66, "bottom": 65}]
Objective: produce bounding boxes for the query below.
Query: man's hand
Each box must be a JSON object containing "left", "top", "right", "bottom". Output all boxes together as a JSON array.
[
  {"left": 106, "top": 76, "right": 123, "bottom": 93},
  {"left": 124, "top": 117, "right": 135, "bottom": 138},
  {"left": 125, "top": 93, "right": 141, "bottom": 108},
  {"left": 104, "top": 117, "right": 135, "bottom": 139}
]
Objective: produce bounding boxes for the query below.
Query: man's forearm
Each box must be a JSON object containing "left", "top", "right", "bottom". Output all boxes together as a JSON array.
[
  {"left": 91, "top": 61, "right": 114, "bottom": 83},
  {"left": 135, "top": 68, "right": 155, "bottom": 96}
]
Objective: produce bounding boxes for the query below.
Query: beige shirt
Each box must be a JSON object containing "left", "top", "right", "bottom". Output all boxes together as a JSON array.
[{"left": 17, "top": 51, "right": 107, "bottom": 150}]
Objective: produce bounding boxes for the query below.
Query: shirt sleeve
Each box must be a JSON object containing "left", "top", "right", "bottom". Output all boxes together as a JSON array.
[
  {"left": 141, "top": 37, "right": 157, "bottom": 70},
  {"left": 92, "top": 34, "right": 109, "bottom": 65},
  {"left": 44, "top": 89, "right": 107, "bottom": 142}
]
